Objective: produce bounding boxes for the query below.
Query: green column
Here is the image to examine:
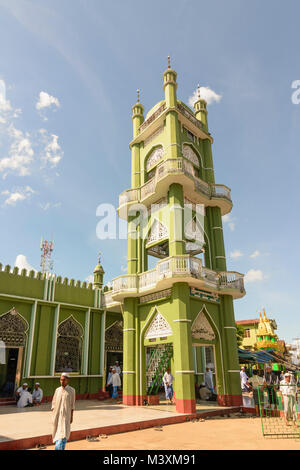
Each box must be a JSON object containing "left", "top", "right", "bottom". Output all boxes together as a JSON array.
[
  {"left": 220, "top": 295, "right": 242, "bottom": 403},
  {"left": 131, "top": 144, "right": 141, "bottom": 189},
  {"left": 127, "top": 215, "right": 138, "bottom": 275},
  {"left": 202, "top": 140, "right": 215, "bottom": 184},
  {"left": 168, "top": 183, "right": 185, "bottom": 256},
  {"left": 206, "top": 206, "right": 227, "bottom": 271},
  {"left": 123, "top": 297, "right": 137, "bottom": 404},
  {"left": 172, "top": 283, "right": 196, "bottom": 413}
]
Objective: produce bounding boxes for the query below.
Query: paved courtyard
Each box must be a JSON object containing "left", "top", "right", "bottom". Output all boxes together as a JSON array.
[
  {"left": 0, "top": 398, "right": 232, "bottom": 445},
  {"left": 36, "top": 417, "right": 300, "bottom": 451}
]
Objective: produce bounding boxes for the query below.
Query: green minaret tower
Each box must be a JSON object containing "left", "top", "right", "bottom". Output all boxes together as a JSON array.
[
  {"left": 114, "top": 59, "right": 245, "bottom": 412},
  {"left": 93, "top": 252, "right": 104, "bottom": 289}
]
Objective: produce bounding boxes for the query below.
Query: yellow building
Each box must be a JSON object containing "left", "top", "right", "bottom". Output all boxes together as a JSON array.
[{"left": 236, "top": 308, "right": 283, "bottom": 353}]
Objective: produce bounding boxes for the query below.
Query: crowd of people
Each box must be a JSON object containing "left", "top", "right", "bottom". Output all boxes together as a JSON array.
[
  {"left": 15, "top": 382, "right": 43, "bottom": 408},
  {"left": 240, "top": 365, "right": 299, "bottom": 427}
]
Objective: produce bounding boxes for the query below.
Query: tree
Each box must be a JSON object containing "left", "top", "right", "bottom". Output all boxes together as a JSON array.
[{"left": 236, "top": 325, "right": 244, "bottom": 348}]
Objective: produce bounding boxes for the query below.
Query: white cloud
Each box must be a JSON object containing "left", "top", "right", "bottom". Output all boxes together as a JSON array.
[
  {"left": 39, "top": 131, "right": 63, "bottom": 168},
  {"left": 85, "top": 275, "right": 94, "bottom": 284},
  {"left": 250, "top": 250, "right": 260, "bottom": 258},
  {"left": 14, "top": 254, "right": 37, "bottom": 273},
  {"left": 188, "top": 86, "right": 222, "bottom": 108},
  {"left": 36, "top": 91, "right": 60, "bottom": 110},
  {"left": 230, "top": 250, "right": 243, "bottom": 259},
  {"left": 0, "top": 124, "right": 34, "bottom": 178},
  {"left": 222, "top": 214, "right": 235, "bottom": 231},
  {"left": 0, "top": 79, "right": 12, "bottom": 113},
  {"left": 244, "top": 269, "right": 265, "bottom": 283},
  {"left": 1, "top": 186, "right": 35, "bottom": 206},
  {"left": 39, "top": 201, "right": 62, "bottom": 210}
]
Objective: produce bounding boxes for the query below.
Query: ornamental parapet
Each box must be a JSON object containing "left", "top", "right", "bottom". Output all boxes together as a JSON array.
[
  {"left": 255, "top": 340, "right": 285, "bottom": 352},
  {"left": 109, "top": 255, "right": 245, "bottom": 301},
  {"left": 118, "top": 158, "right": 232, "bottom": 218}
]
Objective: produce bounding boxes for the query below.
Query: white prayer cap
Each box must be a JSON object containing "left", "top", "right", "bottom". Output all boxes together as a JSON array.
[
  {"left": 35, "top": 382, "right": 40, "bottom": 385},
  {"left": 61, "top": 372, "right": 70, "bottom": 378},
  {"left": 284, "top": 372, "right": 291, "bottom": 377},
  {"left": 23, "top": 383, "right": 28, "bottom": 386}
]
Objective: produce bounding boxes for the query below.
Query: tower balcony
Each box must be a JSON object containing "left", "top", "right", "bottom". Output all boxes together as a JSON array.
[
  {"left": 118, "top": 158, "right": 232, "bottom": 219},
  {"left": 109, "top": 255, "right": 245, "bottom": 302}
]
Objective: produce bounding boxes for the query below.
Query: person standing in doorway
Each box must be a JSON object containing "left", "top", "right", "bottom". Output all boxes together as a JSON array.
[
  {"left": 51, "top": 373, "right": 75, "bottom": 450},
  {"left": 107, "top": 367, "right": 121, "bottom": 399},
  {"left": 205, "top": 367, "right": 214, "bottom": 394},
  {"left": 106, "top": 366, "right": 113, "bottom": 397},
  {"left": 163, "top": 367, "right": 174, "bottom": 403}
]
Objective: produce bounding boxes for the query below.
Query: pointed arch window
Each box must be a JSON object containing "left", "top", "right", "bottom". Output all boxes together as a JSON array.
[
  {"left": 191, "top": 308, "right": 216, "bottom": 341},
  {"left": 55, "top": 317, "right": 84, "bottom": 373},
  {"left": 0, "top": 308, "right": 28, "bottom": 347}
]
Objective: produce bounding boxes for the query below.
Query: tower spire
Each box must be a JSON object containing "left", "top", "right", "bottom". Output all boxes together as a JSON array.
[
  {"left": 168, "top": 55, "right": 171, "bottom": 69},
  {"left": 194, "top": 83, "right": 208, "bottom": 131},
  {"left": 131, "top": 88, "right": 144, "bottom": 138},
  {"left": 93, "top": 251, "right": 104, "bottom": 289}
]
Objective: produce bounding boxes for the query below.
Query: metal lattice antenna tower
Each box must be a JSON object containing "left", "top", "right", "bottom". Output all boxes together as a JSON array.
[{"left": 40, "top": 237, "right": 54, "bottom": 274}]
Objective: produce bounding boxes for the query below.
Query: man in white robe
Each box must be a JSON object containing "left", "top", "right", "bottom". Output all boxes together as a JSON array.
[
  {"left": 16, "top": 383, "right": 28, "bottom": 402},
  {"left": 107, "top": 368, "right": 121, "bottom": 399},
  {"left": 17, "top": 387, "right": 33, "bottom": 408},
  {"left": 51, "top": 373, "right": 75, "bottom": 450},
  {"left": 32, "top": 382, "right": 43, "bottom": 405},
  {"left": 205, "top": 368, "right": 214, "bottom": 393},
  {"left": 280, "top": 372, "right": 298, "bottom": 427}
]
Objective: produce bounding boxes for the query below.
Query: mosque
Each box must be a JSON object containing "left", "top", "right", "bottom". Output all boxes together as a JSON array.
[{"left": 0, "top": 60, "right": 245, "bottom": 413}]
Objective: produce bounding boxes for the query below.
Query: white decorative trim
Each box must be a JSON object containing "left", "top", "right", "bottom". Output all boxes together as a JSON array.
[
  {"left": 145, "top": 310, "right": 172, "bottom": 340},
  {"left": 215, "top": 256, "right": 226, "bottom": 259},
  {"left": 212, "top": 227, "right": 223, "bottom": 230},
  {"left": 50, "top": 304, "right": 60, "bottom": 375},
  {"left": 228, "top": 370, "right": 240, "bottom": 373},
  {"left": 175, "top": 370, "right": 195, "bottom": 374},
  {"left": 83, "top": 308, "right": 90, "bottom": 375},
  {"left": 146, "top": 146, "right": 164, "bottom": 171},
  {"left": 146, "top": 218, "right": 168, "bottom": 246},
  {"left": 191, "top": 308, "right": 216, "bottom": 341},
  {"left": 24, "top": 301, "right": 37, "bottom": 378},
  {"left": 122, "top": 371, "right": 136, "bottom": 374},
  {"left": 26, "top": 375, "right": 103, "bottom": 378},
  {"left": 182, "top": 143, "right": 200, "bottom": 167},
  {"left": 224, "top": 326, "right": 237, "bottom": 330},
  {"left": 123, "top": 328, "right": 136, "bottom": 331}
]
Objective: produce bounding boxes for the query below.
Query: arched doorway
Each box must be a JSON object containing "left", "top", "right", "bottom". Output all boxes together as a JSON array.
[
  {"left": 105, "top": 321, "right": 123, "bottom": 384},
  {"left": 191, "top": 307, "right": 218, "bottom": 400},
  {"left": 0, "top": 308, "right": 28, "bottom": 397}
]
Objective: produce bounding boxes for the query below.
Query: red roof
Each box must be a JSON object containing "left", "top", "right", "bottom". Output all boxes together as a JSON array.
[{"left": 236, "top": 319, "right": 260, "bottom": 325}]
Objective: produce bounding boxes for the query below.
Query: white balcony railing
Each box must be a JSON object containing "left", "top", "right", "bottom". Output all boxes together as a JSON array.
[
  {"left": 111, "top": 255, "right": 244, "bottom": 297},
  {"left": 119, "top": 158, "right": 231, "bottom": 209}
]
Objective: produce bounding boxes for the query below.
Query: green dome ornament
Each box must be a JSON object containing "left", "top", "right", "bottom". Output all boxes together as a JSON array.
[{"left": 93, "top": 251, "right": 104, "bottom": 288}]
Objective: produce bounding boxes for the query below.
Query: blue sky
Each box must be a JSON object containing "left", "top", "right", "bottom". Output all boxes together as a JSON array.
[{"left": 0, "top": 0, "right": 300, "bottom": 343}]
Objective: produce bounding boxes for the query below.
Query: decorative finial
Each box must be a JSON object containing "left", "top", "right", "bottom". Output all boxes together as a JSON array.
[
  {"left": 168, "top": 55, "right": 171, "bottom": 69},
  {"left": 98, "top": 250, "right": 101, "bottom": 265},
  {"left": 197, "top": 84, "right": 201, "bottom": 99},
  {"left": 137, "top": 88, "right": 140, "bottom": 103}
]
